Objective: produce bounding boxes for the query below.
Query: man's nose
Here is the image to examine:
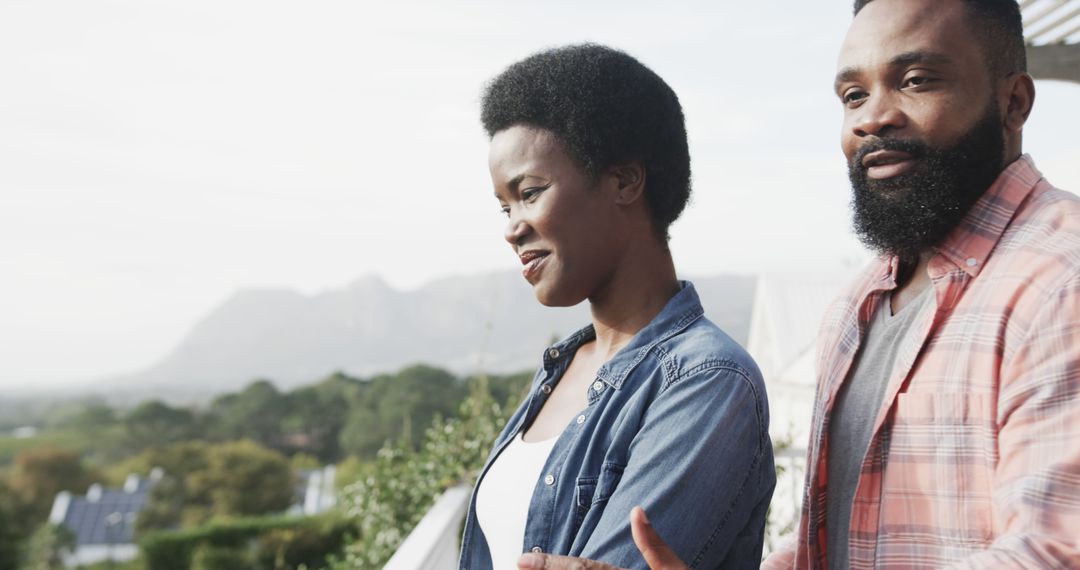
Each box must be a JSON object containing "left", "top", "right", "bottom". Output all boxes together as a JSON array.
[{"left": 851, "top": 93, "right": 907, "bottom": 138}]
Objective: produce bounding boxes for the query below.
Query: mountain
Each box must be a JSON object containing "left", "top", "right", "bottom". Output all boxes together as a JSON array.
[{"left": 98, "top": 271, "right": 756, "bottom": 403}]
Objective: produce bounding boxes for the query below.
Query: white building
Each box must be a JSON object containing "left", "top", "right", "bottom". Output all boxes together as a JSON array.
[
  {"left": 746, "top": 270, "right": 853, "bottom": 548},
  {"left": 290, "top": 464, "right": 338, "bottom": 516}
]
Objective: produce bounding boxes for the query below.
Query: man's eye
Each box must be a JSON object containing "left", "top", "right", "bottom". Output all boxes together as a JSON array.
[
  {"left": 498, "top": 205, "right": 510, "bottom": 217},
  {"left": 902, "top": 75, "right": 932, "bottom": 88},
  {"left": 842, "top": 89, "right": 867, "bottom": 106}
]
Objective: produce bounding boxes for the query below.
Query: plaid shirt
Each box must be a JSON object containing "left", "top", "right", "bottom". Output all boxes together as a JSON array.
[{"left": 764, "top": 155, "right": 1080, "bottom": 569}]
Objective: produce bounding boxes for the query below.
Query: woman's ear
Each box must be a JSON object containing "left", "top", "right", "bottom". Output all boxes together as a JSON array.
[{"left": 610, "top": 162, "right": 646, "bottom": 205}]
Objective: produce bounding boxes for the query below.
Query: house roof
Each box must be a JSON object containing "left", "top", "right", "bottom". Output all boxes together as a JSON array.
[{"left": 50, "top": 470, "right": 161, "bottom": 546}]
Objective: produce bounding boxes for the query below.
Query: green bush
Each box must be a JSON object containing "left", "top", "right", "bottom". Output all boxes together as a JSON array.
[
  {"left": 21, "top": 523, "right": 74, "bottom": 570},
  {"left": 140, "top": 514, "right": 352, "bottom": 570},
  {"left": 253, "top": 518, "right": 354, "bottom": 570},
  {"left": 191, "top": 543, "right": 252, "bottom": 570},
  {"left": 134, "top": 440, "right": 296, "bottom": 534},
  {"left": 78, "top": 559, "right": 144, "bottom": 570},
  {"left": 331, "top": 381, "right": 515, "bottom": 569}
]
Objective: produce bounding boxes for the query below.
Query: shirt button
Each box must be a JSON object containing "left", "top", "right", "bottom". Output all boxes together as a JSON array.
[
  {"left": 548, "top": 348, "right": 560, "bottom": 359},
  {"left": 592, "top": 381, "right": 604, "bottom": 392},
  {"left": 531, "top": 546, "right": 543, "bottom": 553},
  {"left": 966, "top": 257, "right": 978, "bottom": 267},
  {"left": 540, "top": 384, "right": 552, "bottom": 395},
  {"left": 576, "top": 414, "right": 586, "bottom": 424},
  {"left": 544, "top": 474, "right": 555, "bottom": 485}
]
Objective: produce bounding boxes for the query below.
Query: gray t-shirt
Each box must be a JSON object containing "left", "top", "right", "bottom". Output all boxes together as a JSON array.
[{"left": 826, "top": 287, "right": 933, "bottom": 570}]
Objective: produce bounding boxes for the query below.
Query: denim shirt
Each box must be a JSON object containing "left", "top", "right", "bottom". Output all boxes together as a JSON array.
[{"left": 459, "top": 282, "right": 775, "bottom": 569}]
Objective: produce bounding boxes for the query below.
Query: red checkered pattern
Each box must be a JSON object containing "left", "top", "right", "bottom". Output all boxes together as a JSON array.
[{"left": 765, "top": 156, "right": 1080, "bottom": 569}]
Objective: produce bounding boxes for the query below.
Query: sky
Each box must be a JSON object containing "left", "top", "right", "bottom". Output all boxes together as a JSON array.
[{"left": 2, "top": 0, "right": 1078, "bottom": 390}]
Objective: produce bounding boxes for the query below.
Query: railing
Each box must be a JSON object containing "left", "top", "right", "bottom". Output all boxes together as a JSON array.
[
  {"left": 384, "top": 485, "right": 471, "bottom": 570},
  {"left": 765, "top": 446, "right": 807, "bottom": 554}
]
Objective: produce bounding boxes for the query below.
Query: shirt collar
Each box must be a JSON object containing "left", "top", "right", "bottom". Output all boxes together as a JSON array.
[
  {"left": 935, "top": 154, "right": 1043, "bottom": 277},
  {"left": 874, "top": 154, "right": 1044, "bottom": 281},
  {"left": 544, "top": 281, "right": 704, "bottom": 391}
]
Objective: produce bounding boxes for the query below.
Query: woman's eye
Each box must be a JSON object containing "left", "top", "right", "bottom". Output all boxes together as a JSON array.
[
  {"left": 521, "top": 187, "right": 546, "bottom": 202},
  {"left": 498, "top": 204, "right": 510, "bottom": 217}
]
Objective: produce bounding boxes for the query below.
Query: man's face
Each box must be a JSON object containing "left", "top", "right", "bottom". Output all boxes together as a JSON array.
[{"left": 836, "top": 0, "right": 1008, "bottom": 260}]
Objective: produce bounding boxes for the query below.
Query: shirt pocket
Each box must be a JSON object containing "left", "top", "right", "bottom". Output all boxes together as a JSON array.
[
  {"left": 575, "top": 462, "right": 625, "bottom": 526},
  {"left": 879, "top": 393, "right": 996, "bottom": 545}
]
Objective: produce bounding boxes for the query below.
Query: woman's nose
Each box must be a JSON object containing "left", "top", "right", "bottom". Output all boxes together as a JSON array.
[{"left": 504, "top": 212, "right": 529, "bottom": 246}]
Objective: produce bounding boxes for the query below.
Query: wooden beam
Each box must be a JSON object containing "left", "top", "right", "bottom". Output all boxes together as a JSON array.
[
  {"left": 1024, "top": 0, "right": 1070, "bottom": 29},
  {"left": 1026, "top": 6, "right": 1080, "bottom": 43},
  {"left": 1027, "top": 43, "right": 1080, "bottom": 83}
]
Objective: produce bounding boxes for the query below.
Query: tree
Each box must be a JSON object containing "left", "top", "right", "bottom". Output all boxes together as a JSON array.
[
  {"left": 51, "top": 403, "right": 117, "bottom": 431},
  {"left": 204, "top": 379, "right": 287, "bottom": 448},
  {"left": 21, "top": 523, "right": 75, "bottom": 570},
  {"left": 188, "top": 440, "right": 295, "bottom": 518},
  {"left": 136, "top": 440, "right": 215, "bottom": 530},
  {"left": 467, "top": 371, "right": 532, "bottom": 409},
  {"left": 137, "top": 474, "right": 197, "bottom": 533},
  {"left": 137, "top": 439, "right": 295, "bottom": 532},
  {"left": 338, "top": 365, "right": 466, "bottom": 458},
  {"left": 150, "top": 440, "right": 210, "bottom": 473},
  {"left": 277, "top": 373, "right": 359, "bottom": 461},
  {"left": 332, "top": 383, "right": 511, "bottom": 569},
  {"left": 38, "top": 401, "right": 129, "bottom": 464},
  {"left": 0, "top": 480, "right": 21, "bottom": 570},
  {"left": 124, "top": 400, "right": 198, "bottom": 450},
  {"left": 8, "top": 447, "right": 98, "bottom": 526},
  {"left": 134, "top": 441, "right": 213, "bottom": 533}
]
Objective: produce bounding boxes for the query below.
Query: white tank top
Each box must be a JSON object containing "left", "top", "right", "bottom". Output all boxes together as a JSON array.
[{"left": 475, "top": 431, "right": 559, "bottom": 569}]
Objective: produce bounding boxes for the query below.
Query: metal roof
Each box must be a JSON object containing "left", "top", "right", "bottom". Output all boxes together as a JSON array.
[
  {"left": 1022, "top": 0, "right": 1080, "bottom": 82},
  {"left": 62, "top": 487, "right": 147, "bottom": 545},
  {"left": 49, "top": 472, "right": 160, "bottom": 547}
]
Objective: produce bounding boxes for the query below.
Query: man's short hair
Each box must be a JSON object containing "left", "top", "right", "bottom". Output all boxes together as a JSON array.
[
  {"left": 480, "top": 43, "right": 691, "bottom": 242},
  {"left": 853, "top": 0, "right": 1027, "bottom": 75}
]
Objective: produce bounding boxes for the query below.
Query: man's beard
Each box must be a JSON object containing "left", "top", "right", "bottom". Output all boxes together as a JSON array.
[{"left": 847, "top": 103, "right": 1006, "bottom": 262}]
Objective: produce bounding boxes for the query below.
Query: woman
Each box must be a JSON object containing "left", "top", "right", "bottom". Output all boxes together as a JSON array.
[{"left": 460, "top": 44, "right": 775, "bottom": 570}]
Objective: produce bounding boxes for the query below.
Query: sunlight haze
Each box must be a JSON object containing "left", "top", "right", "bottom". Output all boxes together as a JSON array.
[{"left": 2, "top": 0, "right": 1078, "bottom": 389}]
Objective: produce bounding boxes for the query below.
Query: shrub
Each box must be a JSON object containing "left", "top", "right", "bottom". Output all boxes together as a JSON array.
[
  {"left": 191, "top": 543, "right": 251, "bottom": 570},
  {"left": 331, "top": 382, "right": 514, "bottom": 569},
  {"left": 140, "top": 514, "right": 351, "bottom": 570}
]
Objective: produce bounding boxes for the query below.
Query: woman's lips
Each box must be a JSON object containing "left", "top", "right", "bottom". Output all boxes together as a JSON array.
[
  {"left": 862, "top": 150, "right": 917, "bottom": 180},
  {"left": 519, "top": 251, "right": 550, "bottom": 282}
]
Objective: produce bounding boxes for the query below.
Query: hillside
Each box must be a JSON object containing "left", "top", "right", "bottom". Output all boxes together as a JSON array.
[{"left": 92, "top": 271, "right": 756, "bottom": 403}]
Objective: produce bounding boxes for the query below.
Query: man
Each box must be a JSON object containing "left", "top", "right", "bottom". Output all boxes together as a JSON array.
[{"left": 519, "top": 0, "right": 1080, "bottom": 568}]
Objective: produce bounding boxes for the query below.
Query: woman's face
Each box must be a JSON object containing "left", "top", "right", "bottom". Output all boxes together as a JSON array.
[{"left": 489, "top": 125, "right": 623, "bottom": 307}]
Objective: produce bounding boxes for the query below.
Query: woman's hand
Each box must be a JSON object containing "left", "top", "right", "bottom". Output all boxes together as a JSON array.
[{"left": 516, "top": 507, "right": 689, "bottom": 570}]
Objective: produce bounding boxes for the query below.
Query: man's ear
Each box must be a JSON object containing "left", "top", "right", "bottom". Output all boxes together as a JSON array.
[
  {"left": 609, "top": 162, "right": 646, "bottom": 205},
  {"left": 1002, "top": 72, "right": 1035, "bottom": 133}
]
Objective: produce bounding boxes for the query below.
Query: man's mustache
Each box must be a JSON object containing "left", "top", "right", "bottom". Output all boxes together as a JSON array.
[{"left": 851, "top": 137, "right": 929, "bottom": 169}]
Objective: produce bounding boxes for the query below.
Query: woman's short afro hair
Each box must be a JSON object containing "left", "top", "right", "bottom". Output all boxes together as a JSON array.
[{"left": 481, "top": 43, "right": 691, "bottom": 241}]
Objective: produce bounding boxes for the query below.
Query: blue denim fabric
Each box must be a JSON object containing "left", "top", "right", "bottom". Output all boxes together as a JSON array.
[{"left": 459, "top": 282, "right": 775, "bottom": 569}]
